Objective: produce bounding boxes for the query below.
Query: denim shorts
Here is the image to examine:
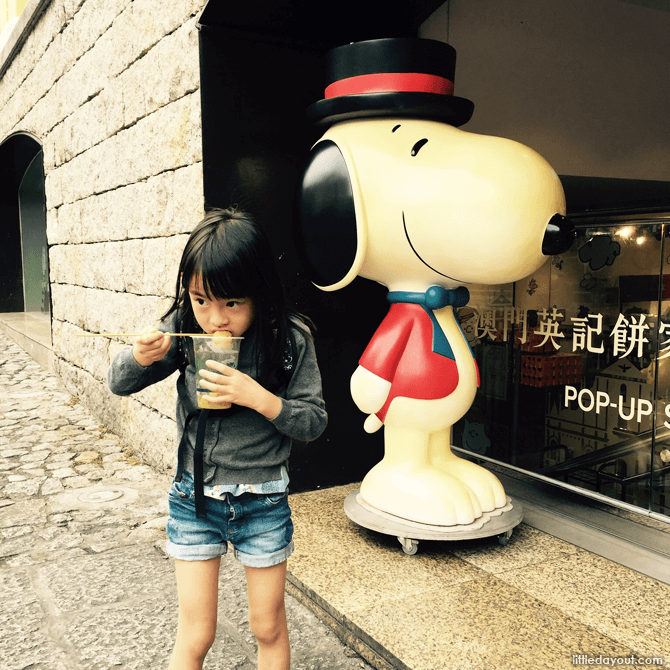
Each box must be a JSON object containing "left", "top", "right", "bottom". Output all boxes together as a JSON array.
[{"left": 165, "top": 471, "right": 294, "bottom": 568}]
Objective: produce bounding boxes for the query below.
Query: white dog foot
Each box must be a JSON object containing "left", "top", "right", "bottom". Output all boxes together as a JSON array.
[
  {"left": 359, "top": 462, "right": 483, "bottom": 526},
  {"left": 431, "top": 455, "right": 507, "bottom": 512}
]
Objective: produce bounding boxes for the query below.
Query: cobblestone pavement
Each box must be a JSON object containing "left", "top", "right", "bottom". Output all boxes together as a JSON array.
[{"left": 0, "top": 333, "right": 372, "bottom": 670}]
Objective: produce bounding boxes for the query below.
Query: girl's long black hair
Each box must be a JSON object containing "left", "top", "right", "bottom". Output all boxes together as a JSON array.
[{"left": 162, "top": 207, "right": 309, "bottom": 387}]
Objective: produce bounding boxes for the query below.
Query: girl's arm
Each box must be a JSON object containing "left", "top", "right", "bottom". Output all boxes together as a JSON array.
[
  {"left": 198, "top": 325, "right": 327, "bottom": 441},
  {"left": 197, "top": 365, "right": 283, "bottom": 420},
  {"left": 108, "top": 321, "right": 180, "bottom": 396},
  {"left": 267, "top": 326, "right": 327, "bottom": 442}
]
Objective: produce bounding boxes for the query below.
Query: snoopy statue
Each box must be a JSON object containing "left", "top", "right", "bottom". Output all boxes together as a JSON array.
[{"left": 297, "top": 38, "right": 574, "bottom": 553}]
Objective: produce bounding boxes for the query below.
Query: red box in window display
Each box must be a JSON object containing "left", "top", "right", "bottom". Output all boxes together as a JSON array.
[
  {"left": 521, "top": 353, "right": 582, "bottom": 387},
  {"left": 518, "top": 331, "right": 558, "bottom": 354}
]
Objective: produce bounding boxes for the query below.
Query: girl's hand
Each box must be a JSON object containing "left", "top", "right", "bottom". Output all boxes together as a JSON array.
[
  {"left": 132, "top": 329, "right": 171, "bottom": 368},
  {"left": 198, "top": 361, "right": 282, "bottom": 420}
]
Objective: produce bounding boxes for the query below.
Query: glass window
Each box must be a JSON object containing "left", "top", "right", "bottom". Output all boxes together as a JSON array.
[{"left": 455, "top": 219, "right": 670, "bottom": 519}]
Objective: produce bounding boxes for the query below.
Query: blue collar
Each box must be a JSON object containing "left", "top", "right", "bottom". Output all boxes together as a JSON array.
[
  {"left": 387, "top": 285, "right": 470, "bottom": 309},
  {"left": 385, "top": 286, "right": 472, "bottom": 361}
]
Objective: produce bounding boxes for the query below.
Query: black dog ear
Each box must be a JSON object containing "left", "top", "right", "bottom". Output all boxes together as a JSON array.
[{"left": 296, "top": 140, "right": 359, "bottom": 289}]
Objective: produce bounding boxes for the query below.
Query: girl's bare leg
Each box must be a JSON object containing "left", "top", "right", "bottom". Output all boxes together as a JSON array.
[
  {"left": 245, "top": 560, "right": 290, "bottom": 670},
  {"left": 169, "top": 557, "right": 221, "bottom": 670}
]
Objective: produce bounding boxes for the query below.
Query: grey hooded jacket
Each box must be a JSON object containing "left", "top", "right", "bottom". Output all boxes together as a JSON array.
[{"left": 108, "top": 313, "right": 327, "bottom": 485}]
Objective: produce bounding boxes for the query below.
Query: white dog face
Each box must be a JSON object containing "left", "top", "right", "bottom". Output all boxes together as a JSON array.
[{"left": 298, "top": 117, "right": 569, "bottom": 293}]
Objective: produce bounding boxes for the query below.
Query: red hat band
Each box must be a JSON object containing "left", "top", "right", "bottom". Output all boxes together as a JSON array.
[
  {"left": 325, "top": 72, "right": 455, "bottom": 99},
  {"left": 307, "top": 38, "right": 474, "bottom": 128}
]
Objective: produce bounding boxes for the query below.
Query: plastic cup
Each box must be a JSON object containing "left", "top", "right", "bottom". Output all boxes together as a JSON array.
[{"left": 192, "top": 334, "right": 243, "bottom": 409}]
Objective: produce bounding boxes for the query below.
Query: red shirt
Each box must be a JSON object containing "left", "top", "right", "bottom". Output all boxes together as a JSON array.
[{"left": 359, "top": 303, "right": 479, "bottom": 421}]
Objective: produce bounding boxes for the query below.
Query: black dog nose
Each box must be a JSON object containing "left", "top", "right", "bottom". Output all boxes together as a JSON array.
[{"left": 542, "top": 214, "right": 575, "bottom": 255}]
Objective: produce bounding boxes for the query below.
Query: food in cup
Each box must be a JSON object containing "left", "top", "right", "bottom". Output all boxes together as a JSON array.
[
  {"left": 193, "top": 331, "right": 242, "bottom": 410},
  {"left": 212, "top": 330, "right": 234, "bottom": 349}
]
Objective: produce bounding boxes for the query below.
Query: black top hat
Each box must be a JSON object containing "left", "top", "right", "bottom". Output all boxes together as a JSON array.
[{"left": 307, "top": 38, "right": 474, "bottom": 128}]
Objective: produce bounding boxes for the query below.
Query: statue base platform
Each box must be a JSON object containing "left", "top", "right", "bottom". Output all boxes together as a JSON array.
[{"left": 344, "top": 490, "right": 523, "bottom": 555}]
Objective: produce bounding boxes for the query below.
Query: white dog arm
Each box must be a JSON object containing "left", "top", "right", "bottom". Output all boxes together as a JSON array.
[
  {"left": 350, "top": 365, "right": 391, "bottom": 414},
  {"left": 351, "top": 366, "right": 389, "bottom": 434}
]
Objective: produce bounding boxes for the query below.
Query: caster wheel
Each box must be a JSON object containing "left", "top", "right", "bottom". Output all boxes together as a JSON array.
[
  {"left": 498, "top": 530, "right": 513, "bottom": 546},
  {"left": 398, "top": 537, "right": 419, "bottom": 555}
]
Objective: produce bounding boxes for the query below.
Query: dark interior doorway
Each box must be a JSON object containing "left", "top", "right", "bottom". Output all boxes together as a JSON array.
[
  {"left": 19, "top": 151, "right": 50, "bottom": 315},
  {"left": 0, "top": 133, "right": 49, "bottom": 316},
  {"left": 197, "top": 1, "right": 444, "bottom": 491}
]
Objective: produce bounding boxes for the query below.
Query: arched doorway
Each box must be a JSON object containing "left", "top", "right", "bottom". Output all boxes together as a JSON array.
[
  {"left": 0, "top": 132, "right": 51, "bottom": 353},
  {"left": 18, "top": 149, "right": 50, "bottom": 314}
]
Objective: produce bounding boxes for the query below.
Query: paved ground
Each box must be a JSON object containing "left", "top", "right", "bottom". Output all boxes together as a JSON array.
[{"left": 0, "top": 333, "right": 372, "bottom": 670}]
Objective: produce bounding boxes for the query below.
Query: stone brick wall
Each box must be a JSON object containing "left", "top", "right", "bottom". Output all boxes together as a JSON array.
[{"left": 0, "top": 0, "right": 208, "bottom": 472}]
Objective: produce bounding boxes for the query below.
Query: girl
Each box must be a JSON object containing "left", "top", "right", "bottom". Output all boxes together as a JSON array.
[{"left": 108, "top": 208, "right": 327, "bottom": 670}]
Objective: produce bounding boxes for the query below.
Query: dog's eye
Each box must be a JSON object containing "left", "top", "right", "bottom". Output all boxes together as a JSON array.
[
  {"left": 411, "top": 139, "right": 428, "bottom": 156},
  {"left": 392, "top": 124, "right": 401, "bottom": 133}
]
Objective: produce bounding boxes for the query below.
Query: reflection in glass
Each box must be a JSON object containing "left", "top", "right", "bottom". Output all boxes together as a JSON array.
[{"left": 455, "top": 221, "right": 670, "bottom": 519}]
